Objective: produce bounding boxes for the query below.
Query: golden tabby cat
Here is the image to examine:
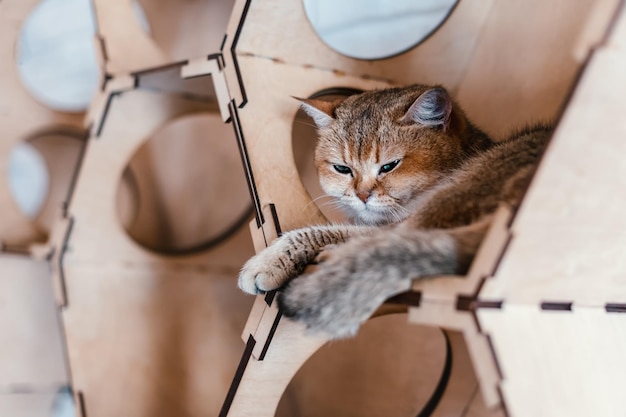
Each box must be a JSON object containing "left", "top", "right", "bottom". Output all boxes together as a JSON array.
[{"left": 238, "top": 85, "right": 551, "bottom": 338}]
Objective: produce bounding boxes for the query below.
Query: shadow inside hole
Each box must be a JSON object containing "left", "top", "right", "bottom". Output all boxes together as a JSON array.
[
  {"left": 276, "top": 314, "right": 449, "bottom": 417},
  {"left": 118, "top": 112, "right": 252, "bottom": 255},
  {"left": 8, "top": 128, "right": 107, "bottom": 239},
  {"left": 292, "top": 88, "right": 364, "bottom": 224}
]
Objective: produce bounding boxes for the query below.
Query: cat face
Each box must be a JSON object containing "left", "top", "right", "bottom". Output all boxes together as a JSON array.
[{"left": 300, "top": 86, "right": 469, "bottom": 226}]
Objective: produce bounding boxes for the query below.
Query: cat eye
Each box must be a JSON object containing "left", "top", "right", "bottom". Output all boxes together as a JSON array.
[
  {"left": 333, "top": 164, "right": 352, "bottom": 175},
  {"left": 379, "top": 160, "right": 401, "bottom": 174}
]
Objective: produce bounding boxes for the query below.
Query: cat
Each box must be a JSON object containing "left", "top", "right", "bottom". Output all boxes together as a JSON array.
[{"left": 238, "top": 84, "right": 552, "bottom": 339}]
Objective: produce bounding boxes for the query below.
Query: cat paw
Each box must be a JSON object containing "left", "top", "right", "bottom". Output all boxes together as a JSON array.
[
  {"left": 277, "top": 244, "right": 410, "bottom": 339},
  {"left": 238, "top": 243, "right": 293, "bottom": 294},
  {"left": 238, "top": 230, "right": 320, "bottom": 295}
]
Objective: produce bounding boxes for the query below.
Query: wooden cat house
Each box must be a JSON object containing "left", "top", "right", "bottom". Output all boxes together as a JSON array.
[
  {"left": 2, "top": 0, "right": 626, "bottom": 416},
  {"left": 219, "top": 0, "right": 626, "bottom": 416}
]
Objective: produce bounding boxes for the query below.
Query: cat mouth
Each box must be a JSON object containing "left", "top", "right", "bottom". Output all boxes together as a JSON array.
[{"left": 352, "top": 203, "right": 408, "bottom": 225}]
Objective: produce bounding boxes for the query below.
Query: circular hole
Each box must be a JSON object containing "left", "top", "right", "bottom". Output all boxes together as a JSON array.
[
  {"left": 8, "top": 129, "right": 103, "bottom": 238},
  {"left": 8, "top": 142, "right": 49, "bottom": 220},
  {"left": 303, "top": 0, "right": 459, "bottom": 60},
  {"left": 276, "top": 314, "right": 449, "bottom": 417},
  {"left": 16, "top": 0, "right": 150, "bottom": 112},
  {"left": 118, "top": 113, "right": 252, "bottom": 255},
  {"left": 292, "top": 89, "right": 365, "bottom": 223},
  {"left": 25, "top": 130, "right": 86, "bottom": 232}
]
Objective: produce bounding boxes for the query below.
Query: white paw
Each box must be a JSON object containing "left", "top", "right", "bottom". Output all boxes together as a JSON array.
[{"left": 238, "top": 238, "right": 299, "bottom": 294}]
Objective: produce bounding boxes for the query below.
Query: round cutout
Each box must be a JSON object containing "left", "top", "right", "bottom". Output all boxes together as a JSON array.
[
  {"left": 16, "top": 0, "right": 150, "bottom": 112},
  {"left": 8, "top": 142, "right": 49, "bottom": 220},
  {"left": 276, "top": 314, "right": 448, "bottom": 417},
  {"left": 7, "top": 129, "right": 109, "bottom": 236},
  {"left": 303, "top": 0, "right": 458, "bottom": 60},
  {"left": 118, "top": 113, "right": 252, "bottom": 255}
]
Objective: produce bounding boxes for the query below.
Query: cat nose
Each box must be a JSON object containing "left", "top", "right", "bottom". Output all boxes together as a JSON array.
[{"left": 356, "top": 191, "right": 371, "bottom": 203}]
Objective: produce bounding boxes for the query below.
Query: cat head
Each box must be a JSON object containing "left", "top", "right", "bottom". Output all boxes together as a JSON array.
[{"left": 298, "top": 85, "right": 488, "bottom": 226}]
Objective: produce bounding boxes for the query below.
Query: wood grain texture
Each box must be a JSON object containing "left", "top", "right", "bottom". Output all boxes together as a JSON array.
[
  {"left": 479, "top": 305, "right": 626, "bottom": 417},
  {"left": 227, "top": 313, "right": 451, "bottom": 417},
  {"left": 0, "top": 254, "right": 68, "bottom": 390},
  {"left": 94, "top": 0, "right": 234, "bottom": 74},
  {"left": 480, "top": 44, "right": 626, "bottom": 306},
  {"left": 409, "top": 302, "right": 501, "bottom": 409},
  {"left": 63, "top": 263, "right": 254, "bottom": 417},
  {"left": 58, "top": 66, "right": 257, "bottom": 416},
  {"left": 276, "top": 315, "right": 448, "bottom": 417},
  {"left": 92, "top": 0, "right": 168, "bottom": 74},
  {"left": 456, "top": 0, "right": 598, "bottom": 139},
  {"left": 222, "top": 0, "right": 495, "bottom": 106},
  {"left": 65, "top": 87, "right": 231, "bottom": 265}
]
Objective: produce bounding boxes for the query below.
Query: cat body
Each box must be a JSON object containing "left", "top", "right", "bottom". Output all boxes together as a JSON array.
[{"left": 238, "top": 85, "right": 551, "bottom": 338}]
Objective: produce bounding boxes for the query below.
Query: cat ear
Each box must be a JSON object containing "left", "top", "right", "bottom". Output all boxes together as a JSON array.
[
  {"left": 400, "top": 87, "right": 452, "bottom": 131},
  {"left": 294, "top": 97, "right": 338, "bottom": 129}
]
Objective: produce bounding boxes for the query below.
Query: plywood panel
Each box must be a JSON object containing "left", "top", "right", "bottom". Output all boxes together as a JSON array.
[
  {"left": 223, "top": 0, "right": 495, "bottom": 105},
  {"left": 59, "top": 64, "right": 257, "bottom": 417},
  {"left": 0, "top": 254, "right": 68, "bottom": 389},
  {"left": 92, "top": 0, "right": 168, "bottom": 73},
  {"left": 456, "top": 0, "right": 598, "bottom": 139},
  {"left": 64, "top": 87, "right": 235, "bottom": 265},
  {"left": 63, "top": 259, "right": 253, "bottom": 417},
  {"left": 480, "top": 46, "right": 626, "bottom": 306},
  {"left": 479, "top": 306, "right": 626, "bottom": 417},
  {"left": 276, "top": 315, "right": 448, "bottom": 417},
  {"left": 137, "top": 0, "right": 235, "bottom": 61},
  {"left": 94, "top": 0, "right": 235, "bottom": 74}
]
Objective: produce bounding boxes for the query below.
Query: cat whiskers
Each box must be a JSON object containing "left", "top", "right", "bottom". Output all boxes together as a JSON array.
[
  {"left": 301, "top": 194, "right": 339, "bottom": 214},
  {"left": 294, "top": 119, "right": 319, "bottom": 130},
  {"left": 387, "top": 204, "right": 411, "bottom": 224},
  {"left": 317, "top": 198, "right": 346, "bottom": 213}
]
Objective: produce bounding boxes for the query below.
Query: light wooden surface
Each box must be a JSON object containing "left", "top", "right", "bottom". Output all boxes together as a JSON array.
[
  {"left": 480, "top": 40, "right": 626, "bottom": 306},
  {"left": 55, "top": 64, "right": 257, "bottom": 416},
  {"left": 227, "top": 312, "right": 459, "bottom": 417},
  {"left": 64, "top": 86, "right": 230, "bottom": 265},
  {"left": 63, "top": 262, "right": 254, "bottom": 417},
  {"left": 472, "top": 6, "right": 626, "bottom": 416},
  {"left": 0, "top": 0, "right": 84, "bottom": 247},
  {"left": 222, "top": 0, "right": 495, "bottom": 106},
  {"left": 455, "top": 0, "right": 598, "bottom": 139},
  {"left": 0, "top": 254, "right": 68, "bottom": 390},
  {"left": 137, "top": 0, "right": 234, "bottom": 61},
  {"left": 93, "top": 0, "right": 235, "bottom": 74},
  {"left": 276, "top": 315, "right": 449, "bottom": 417},
  {"left": 479, "top": 305, "right": 626, "bottom": 417},
  {"left": 223, "top": 0, "right": 596, "bottom": 141},
  {"left": 92, "top": 0, "right": 168, "bottom": 74}
]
